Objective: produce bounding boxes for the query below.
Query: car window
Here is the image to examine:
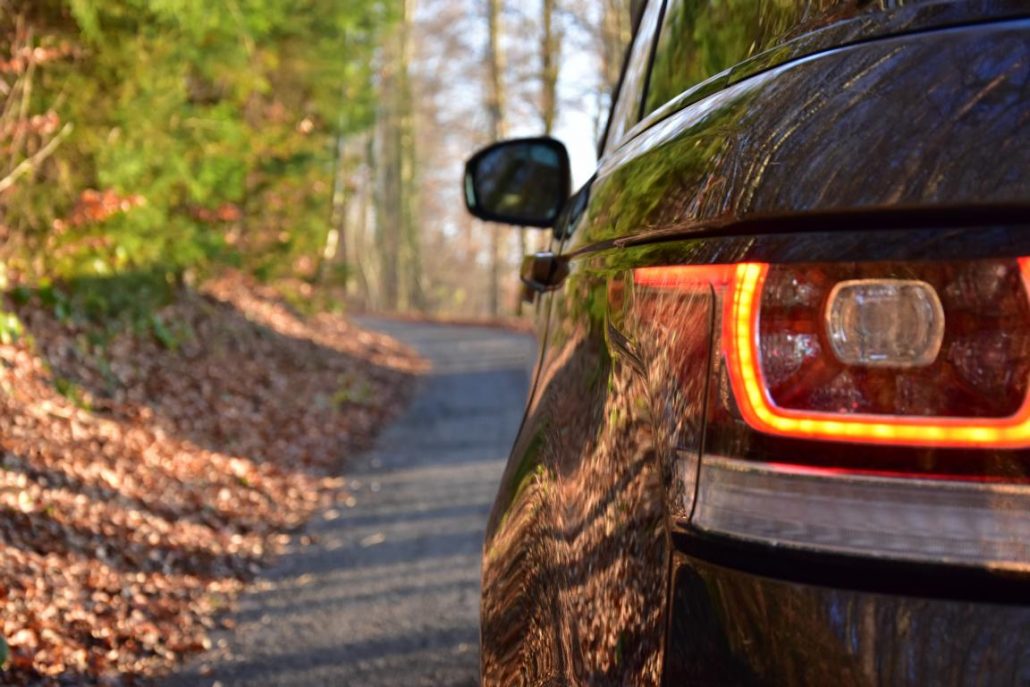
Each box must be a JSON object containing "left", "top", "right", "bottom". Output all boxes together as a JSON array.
[
  {"left": 603, "top": 0, "right": 666, "bottom": 153},
  {"left": 644, "top": 0, "right": 835, "bottom": 116}
]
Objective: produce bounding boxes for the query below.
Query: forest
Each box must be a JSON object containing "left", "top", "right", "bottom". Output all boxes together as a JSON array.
[
  {"left": 0, "top": 0, "right": 633, "bottom": 682},
  {"left": 0, "top": 0, "right": 632, "bottom": 319}
]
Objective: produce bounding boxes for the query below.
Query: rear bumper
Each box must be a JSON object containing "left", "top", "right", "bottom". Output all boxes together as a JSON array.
[{"left": 663, "top": 544, "right": 1030, "bottom": 685}]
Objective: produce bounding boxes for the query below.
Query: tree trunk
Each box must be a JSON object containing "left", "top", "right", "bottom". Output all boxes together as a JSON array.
[
  {"left": 398, "top": 0, "right": 424, "bottom": 311},
  {"left": 518, "top": 0, "right": 561, "bottom": 314},
  {"left": 374, "top": 0, "right": 422, "bottom": 313},
  {"left": 319, "top": 100, "right": 348, "bottom": 286},
  {"left": 541, "top": 0, "right": 559, "bottom": 135},
  {"left": 486, "top": 0, "right": 506, "bottom": 318},
  {"left": 374, "top": 103, "right": 399, "bottom": 309},
  {"left": 541, "top": 0, "right": 562, "bottom": 252},
  {"left": 352, "top": 132, "right": 375, "bottom": 310},
  {"left": 375, "top": 7, "right": 413, "bottom": 312}
]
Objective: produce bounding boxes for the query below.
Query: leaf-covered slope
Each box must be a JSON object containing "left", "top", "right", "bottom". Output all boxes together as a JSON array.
[{"left": 0, "top": 273, "right": 423, "bottom": 684}]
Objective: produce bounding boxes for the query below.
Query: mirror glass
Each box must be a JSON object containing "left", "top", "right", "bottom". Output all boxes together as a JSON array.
[{"left": 466, "top": 139, "right": 569, "bottom": 227}]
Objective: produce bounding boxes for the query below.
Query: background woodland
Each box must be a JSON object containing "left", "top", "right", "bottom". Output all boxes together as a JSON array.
[{"left": 0, "top": 0, "right": 635, "bottom": 321}]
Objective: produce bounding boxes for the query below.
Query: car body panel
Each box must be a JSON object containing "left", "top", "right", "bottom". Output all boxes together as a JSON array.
[
  {"left": 592, "top": 18, "right": 1030, "bottom": 247},
  {"left": 636, "top": 0, "right": 1030, "bottom": 142},
  {"left": 665, "top": 556, "right": 1030, "bottom": 685},
  {"left": 480, "top": 12, "right": 1030, "bottom": 687}
]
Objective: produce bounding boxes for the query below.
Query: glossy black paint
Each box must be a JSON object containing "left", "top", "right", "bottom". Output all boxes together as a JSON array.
[
  {"left": 475, "top": 3, "right": 1030, "bottom": 685},
  {"left": 664, "top": 557, "right": 1030, "bottom": 686}
]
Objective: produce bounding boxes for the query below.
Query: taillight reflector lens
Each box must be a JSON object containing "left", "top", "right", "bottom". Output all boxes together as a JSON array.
[{"left": 825, "top": 278, "right": 944, "bottom": 368}]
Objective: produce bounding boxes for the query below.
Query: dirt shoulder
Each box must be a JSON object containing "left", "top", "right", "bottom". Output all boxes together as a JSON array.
[{"left": 0, "top": 273, "right": 425, "bottom": 684}]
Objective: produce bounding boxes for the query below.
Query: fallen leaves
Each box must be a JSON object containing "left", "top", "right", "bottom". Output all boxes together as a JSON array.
[
  {"left": 0, "top": 271, "right": 423, "bottom": 684},
  {"left": 51, "top": 189, "right": 147, "bottom": 233}
]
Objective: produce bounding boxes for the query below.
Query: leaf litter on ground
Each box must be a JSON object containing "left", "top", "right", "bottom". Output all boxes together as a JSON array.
[{"left": 0, "top": 272, "right": 425, "bottom": 684}]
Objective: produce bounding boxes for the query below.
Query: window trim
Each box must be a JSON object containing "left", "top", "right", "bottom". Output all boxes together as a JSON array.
[
  {"left": 632, "top": 0, "right": 667, "bottom": 141},
  {"left": 597, "top": 0, "right": 667, "bottom": 159}
]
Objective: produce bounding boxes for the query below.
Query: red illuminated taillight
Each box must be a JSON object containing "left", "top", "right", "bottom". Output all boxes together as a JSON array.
[
  {"left": 634, "top": 257, "right": 1030, "bottom": 569},
  {"left": 638, "top": 257, "right": 1030, "bottom": 448}
]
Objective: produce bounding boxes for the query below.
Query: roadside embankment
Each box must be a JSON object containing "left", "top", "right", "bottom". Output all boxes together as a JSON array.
[{"left": 0, "top": 272, "right": 424, "bottom": 684}]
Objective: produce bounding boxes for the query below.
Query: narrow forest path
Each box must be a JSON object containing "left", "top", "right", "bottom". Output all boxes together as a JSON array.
[{"left": 165, "top": 318, "right": 537, "bottom": 686}]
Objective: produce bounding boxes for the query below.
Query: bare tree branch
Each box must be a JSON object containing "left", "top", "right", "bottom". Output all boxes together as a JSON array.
[{"left": 0, "top": 122, "right": 72, "bottom": 195}]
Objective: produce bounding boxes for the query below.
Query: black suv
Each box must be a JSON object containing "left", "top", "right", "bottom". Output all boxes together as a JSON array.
[{"left": 464, "top": 2, "right": 1030, "bottom": 684}]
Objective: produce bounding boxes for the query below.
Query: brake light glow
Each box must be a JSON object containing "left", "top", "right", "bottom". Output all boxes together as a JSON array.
[
  {"left": 635, "top": 257, "right": 1030, "bottom": 449},
  {"left": 633, "top": 264, "right": 735, "bottom": 290},
  {"left": 633, "top": 253, "right": 1030, "bottom": 568}
]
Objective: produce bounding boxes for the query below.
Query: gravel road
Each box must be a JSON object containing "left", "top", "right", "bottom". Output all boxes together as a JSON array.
[{"left": 165, "top": 319, "right": 536, "bottom": 686}]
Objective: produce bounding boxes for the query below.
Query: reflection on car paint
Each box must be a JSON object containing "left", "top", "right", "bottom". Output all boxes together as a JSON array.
[{"left": 479, "top": 9, "right": 1030, "bottom": 687}]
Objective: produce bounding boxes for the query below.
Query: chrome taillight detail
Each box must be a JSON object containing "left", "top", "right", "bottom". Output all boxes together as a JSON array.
[{"left": 694, "top": 456, "right": 1030, "bottom": 571}]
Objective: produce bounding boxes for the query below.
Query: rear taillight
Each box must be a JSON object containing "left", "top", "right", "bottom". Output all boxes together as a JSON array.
[
  {"left": 730, "top": 259, "right": 1030, "bottom": 447},
  {"left": 634, "top": 256, "right": 1030, "bottom": 570}
]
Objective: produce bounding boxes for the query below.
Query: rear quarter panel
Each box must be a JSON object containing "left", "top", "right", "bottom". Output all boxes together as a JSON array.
[{"left": 480, "top": 18, "right": 1030, "bottom": 687}]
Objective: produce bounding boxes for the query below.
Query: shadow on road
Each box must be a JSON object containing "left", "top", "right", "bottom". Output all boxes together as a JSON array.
[{"left": 164, "top": 319, "right": 537, "bottom": 687}]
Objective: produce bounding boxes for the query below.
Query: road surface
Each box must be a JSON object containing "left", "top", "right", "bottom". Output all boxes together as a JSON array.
[{"left": 165, "top": 319, "right": 537, "bottom": 686}]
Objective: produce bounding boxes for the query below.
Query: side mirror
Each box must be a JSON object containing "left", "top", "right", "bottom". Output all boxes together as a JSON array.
[{"left": 463, "top": 137, "right": 571, "bottom": 228}]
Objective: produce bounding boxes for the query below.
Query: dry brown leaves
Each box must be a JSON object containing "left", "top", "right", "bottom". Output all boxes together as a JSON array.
[{"left": 0, "top": 272, "right": 424, "bottom": 684}]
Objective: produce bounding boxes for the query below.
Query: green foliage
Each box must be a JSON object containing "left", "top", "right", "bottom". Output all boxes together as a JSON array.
[
  {"left": 2, "top": 0, "right": 392, "bottom": 317},
  {"left": 148, "top": 313, "right": 177, "bottom": 350},
  {"left": 14, "top": 270, "right": 193, "bottom": 359},
  {"left": 41, "top": 270, "right": 176, "bottom": 324},
  {"left": 54, "top": 375, "right": 92, "bottom": 410},
  {"left": 333, "top": 373, "right": 375, "bottom": 407},
  {"left": 646, "top": 0, "right": 799, "bottom": 111},
  {"left": 0, "top": 311, "right": 24, "bottom": 345}
]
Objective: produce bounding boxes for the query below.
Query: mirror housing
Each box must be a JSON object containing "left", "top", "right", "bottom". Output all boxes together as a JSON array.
[{"left": 463, "top": 137, "right": 571, "bottom": 228}]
